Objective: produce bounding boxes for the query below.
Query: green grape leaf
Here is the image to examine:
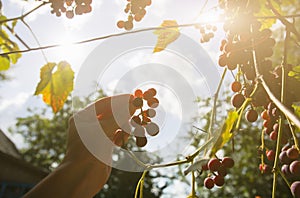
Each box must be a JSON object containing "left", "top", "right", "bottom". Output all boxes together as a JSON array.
[
  {"left": 255, "top": 0, "right": 282, "bottom": 29},
  {"left": 11, "top": 19, "right": 18, "bottom": 30},
  {"left": 0, "top": 15, "right": 7, "bottom": 25},
  {"left": 0, "top": 55, "right": 10, "bottom": 70},
  {"left": 153, "top": 20, "right": 180, "bottom": 53},
  {"left": 288, "top": 65, "right": 300, "bottom": 81},
  {"left": 210, "top": 110, "right": 239, "bottom": 157},
  {"left": 34, "top": 61, "right": 74, "bottom": 113},
  {"left": 0, "top": 28, "right": 22, "bottom": 70},
  {"left": 292, "top": 103, "right": 300, "bottom": 133}
]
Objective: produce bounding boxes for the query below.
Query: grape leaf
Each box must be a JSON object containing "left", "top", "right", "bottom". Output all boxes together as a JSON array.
[
  {"left": 292, "top": 103, "right": 300, "bottom": 133},
  {"left": 288, "top": 65, "right": 300, "bottom": 81},
  {"left": 0, "top": 28, "right": 21, "bottom": 70},
  {"left": 255, "top": 0, "right": 282, "bottom": 29},
  {"left": 34, "top": 61, "right": 74, "bottom": 113},
  {"left": 0, "top": 55, "right": 10, "bottom": 70},
  {"left": 153, "top": 20, "right": 180, "bottom": 53},
  {"left": 210, "top": 110, "right": 239, "bottom": 157}
]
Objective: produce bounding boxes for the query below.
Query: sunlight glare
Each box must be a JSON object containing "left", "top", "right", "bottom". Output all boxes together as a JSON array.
[{"left": 196, "top": 9, "right": 221, "bottom": 24}]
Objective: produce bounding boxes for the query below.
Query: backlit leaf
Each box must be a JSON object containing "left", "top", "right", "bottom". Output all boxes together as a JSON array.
[
  {"left": 210, "top": 110, "right": 239, "bottom": 157},
  {"left": 0, "top": 55, "right": 10, "bottom": 71},
  {"left": 289, "top": 65, "right": 300, "bottom": 81},
  {"left": 0, "top": 28, "right": 21, "bottom": 70},
  {"left": 35, "top": 61, "right": 74, "bottom": 113},
  {"left": 292, "top": 103, "right": 300, "bottom": 133},
  {"left": 255, "top": 0, "right": 282, "bottom": 29},
  {"left": 153, "top": 20, "right": 180, "bottom": 53}
]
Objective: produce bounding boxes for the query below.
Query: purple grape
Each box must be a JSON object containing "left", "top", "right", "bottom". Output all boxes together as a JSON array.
[
  {"left": 290, "top": 161, "right": 300, "bottom": 176},
  {"left": 291, "top": 181, "right": 300, "bottom": 198}
]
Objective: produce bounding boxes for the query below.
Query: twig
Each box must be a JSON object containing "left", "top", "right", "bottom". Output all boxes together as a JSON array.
[
  {"left": 4, "top": 24, "right": 30, "bottom": 49},
  {"left": 192, "top": 125, "right": 208, "bottom": 133},
  {"left": 148, "top": 159, "right": 189, "bottom": 169},
  {"left": 21, "top": 19, "right": 48, "bottom": 62},
  {"left": 2, "top": 13, "right": 300, "bottom": 56},
  {"left": 125, "top": 147, "right": 147, "bottom": 168},
  {"left": 0, "top": 2, "right": 49, "bottom": 23},
  {"left": 208, "top": 68, "right": 227, "bottom": 137},
  {"left": 258, "top": 77, "right": 300, "bottom": 129},
  {"left": 267, "top": 0, "right": 300, "bottom": 42},
  {"left": 250, "top": 24, "right": 300, "bottom": 129}
]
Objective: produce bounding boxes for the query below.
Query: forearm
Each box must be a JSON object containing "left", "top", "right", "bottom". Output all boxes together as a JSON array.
[{"left": 24, "top": 159, "right": 111, "bottom": 198}]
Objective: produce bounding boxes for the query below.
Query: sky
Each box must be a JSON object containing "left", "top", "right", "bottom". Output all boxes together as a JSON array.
[
  {"left": 0, "top": 0, "right": 224, "bottom": 146},
  {"left": 0, "top": 0, "right": 228, "bottom": 197}
]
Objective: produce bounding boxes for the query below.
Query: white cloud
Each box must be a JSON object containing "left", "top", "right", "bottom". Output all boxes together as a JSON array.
[
  {"left": 0, "top": 92, "right": 30, "bottom": 111},
  {"left": 7, "top": 0, "right": 49, "bottom": 22}
]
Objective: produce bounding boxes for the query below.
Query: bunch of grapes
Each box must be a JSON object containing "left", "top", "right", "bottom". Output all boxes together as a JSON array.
[
  {"left": 111, "top": 88, "right": 160, "bottom": 148},
  {"left": 130, "top": 88, "right": 160, "bottom": 147},
  {"left": 117, "top": 0, "right": 152, "bottom": 31},
  {"left": 48, "top": 0, "right": 92, "bottom": 18},
  {"left": 194, "top": 24, "right": 217, "bottom": 43},
  {"left": 279, "top": 144, "right": 300, "bottom": 197},
  {"left": 217, "top": 1, "right": 300, "bottom": 196},
  {"left": 202, "top": 157, "right": 235, "bottom": 189}
]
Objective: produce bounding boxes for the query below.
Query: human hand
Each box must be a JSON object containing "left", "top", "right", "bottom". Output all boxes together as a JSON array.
[{"left": 24, "top": 94, "right": 137, "bottom": 198}]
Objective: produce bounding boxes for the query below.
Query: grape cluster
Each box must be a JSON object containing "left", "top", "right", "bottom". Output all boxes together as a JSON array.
[
  {"left": 217, "top": 1, "right": 300, "bottom": 196},
  {"left": 194, "top": 24, "right": 217, "bottom": 43},
  {"left": 117, "top": 0, "right": 152, "bottom": 31},
  {"left": 279, "top": 144, "right": 300, "bottom": 198},
  {"left": 202, "top": 157, "right": 234, "bottom": 189},
  {"left": 48, "top": 0, "right": 92, "bottom": 18},
  {"left": 130, "top": 88, "right": 159, "bottom": 147}
]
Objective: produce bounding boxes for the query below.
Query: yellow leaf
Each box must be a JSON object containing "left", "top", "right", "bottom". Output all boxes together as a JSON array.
[
  {"left": 0, "top": 55, "right": 10, "bottom": 71},
  {"left": 210, "top": 111, "right": 239, "bottom": 157},
  {"left": 153, "top": 20, "right": 180, "bottom": 53},
  {"left": 255, "top": 0, "right": 282, "bottom": 29},
  {"left": 35, "top": 61, "right": 74, "bottom": 113}
]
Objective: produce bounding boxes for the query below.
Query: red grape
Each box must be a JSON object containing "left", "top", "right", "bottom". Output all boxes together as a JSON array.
[
  {"left": 208, "top": 158, "right": 221, "bottom": 172},
  {"left": 291, "top": 181, "right": 300, "bottom": 198},
  {"left": 204, "top": 177, "right": 214, "bottom": 189}
]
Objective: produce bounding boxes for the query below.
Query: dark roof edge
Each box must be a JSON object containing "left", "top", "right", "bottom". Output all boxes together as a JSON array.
[{"left": 0, "top": 150, "right": 49, "bottom": 175}]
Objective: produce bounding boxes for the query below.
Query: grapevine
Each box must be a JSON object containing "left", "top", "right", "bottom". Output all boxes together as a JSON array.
[{"left": 1, "top": 0, "right": 300, "bottom": 198}]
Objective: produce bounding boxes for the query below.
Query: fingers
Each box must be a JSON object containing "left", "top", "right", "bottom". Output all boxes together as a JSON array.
[
  {"left": 71, "top": 94, "right": 138, "bottom": 142},
  {"left": 94, "top": 94, "right": 137, "bottom": 139},
  {"left": 93, "top": 94, "right": 137, "bottom": 119}
]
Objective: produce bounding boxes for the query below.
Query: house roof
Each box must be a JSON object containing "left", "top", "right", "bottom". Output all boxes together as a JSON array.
[
  {"left": 0, "top": 129, "right": 49, "bottom": 183},
  {"left": 0, "top": 129, "right": 21, "bottom": 159}
]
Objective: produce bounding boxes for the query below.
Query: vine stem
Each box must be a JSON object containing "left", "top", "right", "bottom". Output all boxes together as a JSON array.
[
  {"left": 4, "top": 24, "right": 30, "bottom": 49},
  {"left": 257, "top": 77, "right": 300, "bottom": 129},
  {"left": 0, "top": 1, "right": 49, "bottom": 23},
  {"left": 21, "top": 19, "right": 48, "bottom": 63},
  {"left": 2, "top": 13, "right": 300, "bottom": 56},
  {"left": 191, "top": 169, "right": 196, "bottom": 198},
  {"left": 201, "top": 68, "right": 227, "bottom": 157},
  {"left": 0, "top": 1, "right": 50, "bottom": 24},
  {"left": 267, "top": 0, "right": 300, "bottom": 42},
  {"left": 286, "top": 117, "right": 300, "bottom": 151},
  {"left": 133, "top": 170, "right": 148, "bottom": 198},
  {"left": 272, "top": 29, "right": 290, "bottom": 198}
]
